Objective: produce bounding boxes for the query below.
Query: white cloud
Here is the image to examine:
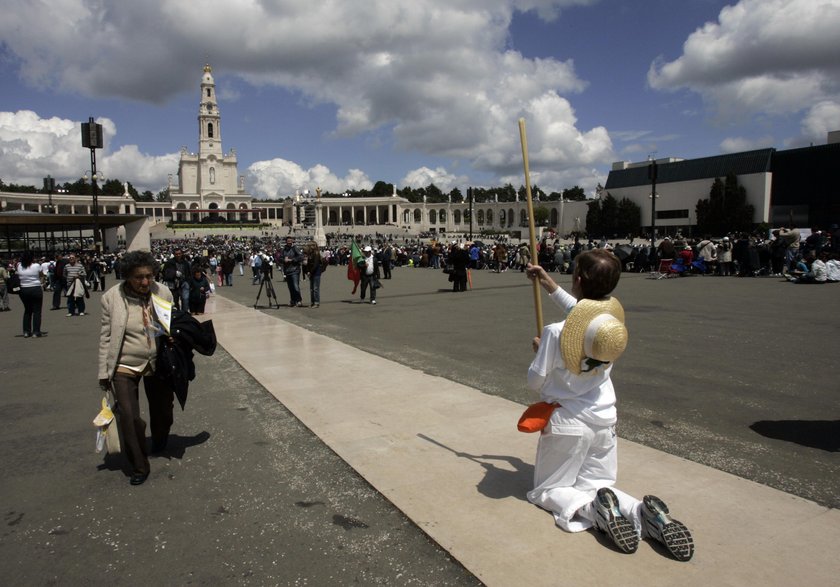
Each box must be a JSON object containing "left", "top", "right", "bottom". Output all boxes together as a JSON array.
[
  {"left": 0, "top": 0, "right": 615, "bottom": 193},
  {"left": 0, "top": 111, "right": 178, "bottom": 192},
  {"left": 400, "top": 166, "right": 469, "bottom": 193},
  {"left": 648, "top": 0, "right": 840, "bottom": 120},
  {"left": 801, "top": 101, "right": 840, "bottom": 142},
  {"left": 719, "top": 135, "right": 776, "bottom": 154},
  {"left": 246, "top": 158, "right": 373, "bottom": 199}
]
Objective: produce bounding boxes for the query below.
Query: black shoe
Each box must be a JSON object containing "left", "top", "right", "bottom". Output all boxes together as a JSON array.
[
  {"left": 34, "top": 332, "right": 46, "bottom": 337},
  {"left": 129, "top": 473, "right": 149, "bottom": 485},
  {"left": 151, "top": 439, "right": 168, "bottom": 454}
]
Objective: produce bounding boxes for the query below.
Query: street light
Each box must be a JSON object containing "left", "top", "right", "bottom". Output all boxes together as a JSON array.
[
  {"left": 42, "top": 175, "right": 55, "bottom": 213},
  {"left": 81, "top": 117, "right": 104, "bottom": 251},
  {"left": 648, "top": 159, "right": 658, "bottom": 247},
  {"left": 82, "top": 169, "right": 105, "bottom": 249},
  {"left": 467, "top": 186, "right": 474, "bottom": 240}
]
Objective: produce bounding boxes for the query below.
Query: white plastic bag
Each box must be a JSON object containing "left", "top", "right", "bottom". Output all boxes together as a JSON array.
[{"left": 93, "top": 393, "right": 121, "bottom": 455}]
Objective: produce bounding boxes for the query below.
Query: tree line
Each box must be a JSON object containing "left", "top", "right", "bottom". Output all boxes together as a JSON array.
[{"left": 0, "top": 178, "right": 170, "bottom": 202}]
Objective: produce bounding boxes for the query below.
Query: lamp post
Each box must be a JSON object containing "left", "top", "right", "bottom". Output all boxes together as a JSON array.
[
  {"left": 468, "top": 186, "right": 474, "bottom": 240},
  {"left": 42, "top": 175, "right": 55, "bottom": 213},
  {"left": 81, "top": 117, "right": 104, "bottom": 251},
  {"left": 648, "top": 159, "right": 658, "bottom": 247},
  {"left": 82, "top": 169, "right": 105, "bottom": 248}
]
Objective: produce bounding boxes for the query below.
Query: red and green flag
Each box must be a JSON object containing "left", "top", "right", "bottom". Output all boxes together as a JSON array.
[{"left": 347, "top": 240, "right": 363, "bottom": 293}]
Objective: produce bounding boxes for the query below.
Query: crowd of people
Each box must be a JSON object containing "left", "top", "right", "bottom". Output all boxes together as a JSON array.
[{"left": 3, "top": 224, "right": 838, "bottom": 336}]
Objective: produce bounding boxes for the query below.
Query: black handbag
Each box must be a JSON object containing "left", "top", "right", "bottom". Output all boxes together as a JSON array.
[{"left": 6, "top": 272, "right": 21, "bottom": 294}]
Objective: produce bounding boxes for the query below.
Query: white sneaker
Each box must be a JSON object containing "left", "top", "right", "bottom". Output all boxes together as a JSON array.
[
  {"left": 66, "top": 313, "right": 73, "bottom": 317},
  {"left": 641, "top": 495, "right": 694, "bottom": 561},
  {"left": 371, "top": 300, "right": 377, "bottom": 305},
  {"left": 593, "top": 487, "right": 639, "bottom": 554},
  {"left": 79, "top": 312, "right": 86, "bottom": 316}
]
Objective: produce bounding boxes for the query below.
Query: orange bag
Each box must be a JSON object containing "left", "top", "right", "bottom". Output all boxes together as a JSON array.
[{"left": 517, "top": 402, "right": 557, "bottom": 433}]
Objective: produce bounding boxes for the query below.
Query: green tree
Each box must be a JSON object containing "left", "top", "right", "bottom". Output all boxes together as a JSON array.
[
  {"left": 533, "top": 205, "right": 549, "bottom": 226},
  {"left": 101, "top": 179, "right": 124, "bottom": 196},
  {"left": 586, "top": 199, "right": 603, "bottom": 236},
  {"left": 0, "top": 179, "right": 37, "bottom": 193},
  {"left": 156, "top": 187, "right": 171, "bottom": 202},
  {"left": 371, "top": 180, "right": 393, "bottom": 198},
  {"left": 586, "top": 193, "right": 629, "bottom": 237},
  {"left": 616, "top": 197, "right": 642, "bottom": 237},
  {"left": 425, "top": 183, "right": 445, "bottom": 203},
  {"left": 563, "top": 186, "right": 587, "bottom": 201},
  {"left": 696, "top": 173, "right": 754, "bottom": 235}
]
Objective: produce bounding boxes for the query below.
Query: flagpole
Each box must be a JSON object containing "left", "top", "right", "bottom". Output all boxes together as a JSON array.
[{"left": 518, "top": 118, "right": 544, "bottom": 336}]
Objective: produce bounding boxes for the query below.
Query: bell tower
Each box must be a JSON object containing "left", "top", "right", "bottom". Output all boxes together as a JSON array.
[{"left": 198, "top": 64, "right": 222, "bottom": 158}]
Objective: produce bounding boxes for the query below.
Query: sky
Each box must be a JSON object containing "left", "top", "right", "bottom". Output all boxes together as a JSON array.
[{"left": 1, "top": 0, "right": 839, "bottom": 200}]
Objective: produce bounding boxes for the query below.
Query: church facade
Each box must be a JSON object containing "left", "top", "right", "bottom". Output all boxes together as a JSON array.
[{"left": 168, "top": 64, "right": 257, "bottom": 223}]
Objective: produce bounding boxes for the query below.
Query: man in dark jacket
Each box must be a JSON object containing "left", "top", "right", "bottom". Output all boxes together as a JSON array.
[
  {"left": 51, "top": 253, "right": 68, "bottom": 310},
  {"left": 281, "top": 237, "right": 303, "bottom": 307},
  {"left": 449, "top": 243, "right": 470, "bottom": 292},
  {"left": 161, "top": 249, "right": 191, "bottom": 311}
]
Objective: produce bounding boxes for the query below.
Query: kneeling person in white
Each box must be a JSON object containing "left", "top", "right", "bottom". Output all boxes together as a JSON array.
[{"left": 525, "top": 252, "right": 694, "bottom": 561}]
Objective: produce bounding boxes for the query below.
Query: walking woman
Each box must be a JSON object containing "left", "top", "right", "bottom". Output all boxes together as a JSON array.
[
  {"left": 98, "top": 250, "right": 175, "bottom": 485},
  {"left": 17, "top": 250, "right": 45, "bottom": 337}
]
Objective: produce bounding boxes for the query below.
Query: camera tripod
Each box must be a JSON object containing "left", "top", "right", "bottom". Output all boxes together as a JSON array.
[{"left": 254, "top": 273, "right": 280, "bottom": 309}]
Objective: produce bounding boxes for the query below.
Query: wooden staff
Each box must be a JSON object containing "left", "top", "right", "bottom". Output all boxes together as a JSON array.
[{"left": 518, "top": 118, "right": 544, "bottom": 335}]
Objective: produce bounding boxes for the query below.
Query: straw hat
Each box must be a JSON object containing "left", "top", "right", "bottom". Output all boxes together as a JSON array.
[{"left": 561, "top": 297, "right": 627, "bottom": 375}]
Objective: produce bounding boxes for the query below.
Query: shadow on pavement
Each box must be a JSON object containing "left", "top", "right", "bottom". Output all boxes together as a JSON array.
[
  {"left": 750, "top": 420, "right": 840, "bottom": 452},
  {"left": 417, "top": 434, "right": 533, "bottom": 501}
]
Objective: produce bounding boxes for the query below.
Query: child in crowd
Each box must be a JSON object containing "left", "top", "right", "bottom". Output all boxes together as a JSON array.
[{"left": 524, "top": 250, "right": 694, "bottom": 560}]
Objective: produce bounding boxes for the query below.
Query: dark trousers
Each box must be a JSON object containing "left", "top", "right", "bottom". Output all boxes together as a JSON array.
[
  {"left": 112, "top": 372, "right": 174, "bottom": 475},
  {"left": 285, "top": 272, "right": 302, "bottom": 304},
  {"left": 67, "top": 295, "right": 86, "bottom": 315},
  {"left": 19, "top": 286, "right": 43, "bottom": 335},
  {"left": 360, "top": 274, "right": 377, "bottom": 301},
  {"left": 52, "top": 279, "right": 65, "bottom": 309},
  {"left": 452, "top": 272, "right": 468, "bottom": 292}
]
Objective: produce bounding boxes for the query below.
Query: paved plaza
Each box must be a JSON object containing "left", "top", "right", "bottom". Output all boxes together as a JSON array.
[
  {"left": 226, "top": 265, "right": 840, "bottom": 508},
  {"left": 1, "top": 263, "right": 838, "bottom": 586}
]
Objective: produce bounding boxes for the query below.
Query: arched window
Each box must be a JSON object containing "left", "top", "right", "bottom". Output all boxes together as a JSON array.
[
  {"left": 477, "top": 210, "right": 485, "bottom": 225},
  {"left": 486, "top": 209, "right": 493, "bottom": 226},
  {"left": 520, "top": 209, "right": 527, "bottom": 226},
  {"left": 429, "top": 209, "right": 437, "bottom": 224},
  {"left": 551, "top": 208, "right": 559, "bottom": 226},
  {"left": 209, "top": 167, "right": 215, "bottom": 184},
  {"left": 414, "top": 209, "right": 421, "bottom": 222},
  {"left": 208, "top": 123, "right": 214, "bottom": 138},
  {"left": 206, "top": 88, "right": 211, "bottom": 98},
  {"left": 439, "top": 209, "right": 447, "bottom": 223},
  {"left": 500, "top": 209, "right": 506, "bottom": 224},
  {"left": 454, "top": 209, "right": 462, "bottom": 224},
  {"left": 508, "top": 209, "right": 515, "bottom": 227}
]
